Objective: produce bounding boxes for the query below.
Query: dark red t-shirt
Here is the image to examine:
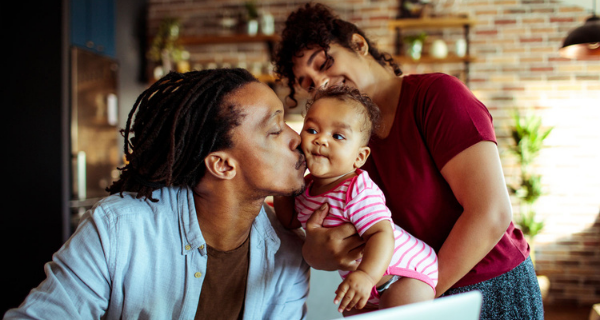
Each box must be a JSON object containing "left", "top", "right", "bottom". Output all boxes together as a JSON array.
[{"left": 362, "top": 73, "right": 529, "bottom": 288}]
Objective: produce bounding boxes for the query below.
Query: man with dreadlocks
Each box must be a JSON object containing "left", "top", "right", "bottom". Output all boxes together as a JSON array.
[{"left": 5, "top": 68, "right": 310, "bottom": 320}]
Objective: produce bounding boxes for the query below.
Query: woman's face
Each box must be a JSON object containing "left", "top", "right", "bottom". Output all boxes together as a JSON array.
[{"left": 292, "top": 41, "right": 375, "bottom": 98}]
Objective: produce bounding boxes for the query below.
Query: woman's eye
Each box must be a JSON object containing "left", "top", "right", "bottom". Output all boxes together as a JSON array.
[
  {"left": 307, "top": 84, "right": 315, "bottom": 93},
  {"left": 320, "top": 57, "right": 333, "bottom": 71},
  {"left": 333, "top": 134, "right": 345, "bottom": 140},
  {"left": 271, "top": 129, "right": 283, "bottom": 136}
]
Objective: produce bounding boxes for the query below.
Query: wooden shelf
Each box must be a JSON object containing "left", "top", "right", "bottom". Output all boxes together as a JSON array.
[
  {"left": 178, "top": 34, "right": 280, "bottom": 46},
  {"left": 393, "top": 54, "right": 476, "bottom": 64},
  {"left": 388, "top": 17, "right": 476, "bottom": 29}
]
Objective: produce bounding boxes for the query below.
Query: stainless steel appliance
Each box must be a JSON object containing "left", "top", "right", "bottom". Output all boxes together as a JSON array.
[{"left": 70, "top": 47, "right": 120, "bottom": 231}]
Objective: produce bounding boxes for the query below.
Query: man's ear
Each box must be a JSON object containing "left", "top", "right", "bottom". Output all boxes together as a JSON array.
[
  {"left": 353, "top": 146, "right": 371, "bottom": 169},
  {"left": 351, "top": 33, "right": 369, "bottom": 56},
  {"left": 204, "top": 151, "right": 237, "bottom": 180}
]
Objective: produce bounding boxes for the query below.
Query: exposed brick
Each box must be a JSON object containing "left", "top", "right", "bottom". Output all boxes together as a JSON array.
[
  {"left": 475, "top": 29, "right": 498, "bottom": 35},
  {"left": 520, "top": 37, "right": 544, "bottom": 43},
  {"left": 550, "top": 17, "right": 575, "bottom": 23},
  {"left": 576, "top": 75, "right": 600, "bottom": 81},
  {"left": 530, "top": 66, "right": 554, "bottom": 72},
  {"left": 523, "top": 18, "right": 546, "bottom": 24},
  {"left": 495, "top": 19, "right": 517, "bottom": 25}
]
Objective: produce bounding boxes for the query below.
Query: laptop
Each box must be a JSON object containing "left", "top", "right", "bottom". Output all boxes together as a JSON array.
[{"left": 330, "top": 291, "right": 483, "bottom": 320}]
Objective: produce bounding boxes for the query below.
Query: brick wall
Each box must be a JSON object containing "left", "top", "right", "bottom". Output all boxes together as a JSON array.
[{"left": 147, "top": 0, "right": 600, "bottom": 306}]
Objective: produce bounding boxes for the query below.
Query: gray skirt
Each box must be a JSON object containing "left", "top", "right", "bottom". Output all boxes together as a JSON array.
[{"left": 440, "top": 257, "right": 544, "bottom": 320}]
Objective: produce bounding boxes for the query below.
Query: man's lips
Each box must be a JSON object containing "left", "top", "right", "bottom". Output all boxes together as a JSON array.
[{"left": 295, "top": 154, "right": 306, "bottom": 170}]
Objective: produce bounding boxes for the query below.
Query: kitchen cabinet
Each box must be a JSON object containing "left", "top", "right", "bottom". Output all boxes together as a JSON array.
[
  {"left": 388, "top": 17, "right": 476, "bottom": 85},
  {"left": 71, "top": 0, "right": 115, "bottom": 57}
]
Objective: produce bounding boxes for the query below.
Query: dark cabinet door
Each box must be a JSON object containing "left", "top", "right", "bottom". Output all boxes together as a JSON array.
[{"left": 70, "top": 0, "right": 115, "bottom": 57}]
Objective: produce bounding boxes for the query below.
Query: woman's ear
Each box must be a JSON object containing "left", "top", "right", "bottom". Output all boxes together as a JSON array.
[
  {"left": 351, "top": 33, "right": 369, "bottom": 56},
  {"left": 354, "top": 146, "right": 371, "bottom": 169},
  {"left": 204, "top": 151, "right": 237, "bottom": 180}
]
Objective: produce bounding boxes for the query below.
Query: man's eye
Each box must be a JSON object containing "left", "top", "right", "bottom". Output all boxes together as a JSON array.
[{"left": 333, "top": 134, "right": 345, "bottom": 140}]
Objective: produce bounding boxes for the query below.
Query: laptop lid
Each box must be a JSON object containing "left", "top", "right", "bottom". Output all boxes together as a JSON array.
[{"left": 330, "top": 291, "right": 483, "bottom": 320}]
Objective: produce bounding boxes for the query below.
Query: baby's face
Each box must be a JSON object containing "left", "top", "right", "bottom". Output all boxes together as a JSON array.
[{"left": 300, "top": 97, "right": 368, "bottom": 179}]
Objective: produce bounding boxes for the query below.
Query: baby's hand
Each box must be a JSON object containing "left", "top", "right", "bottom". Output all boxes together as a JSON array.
[{"left": 334, "top": 270, "right": 376, "bottom": 313}]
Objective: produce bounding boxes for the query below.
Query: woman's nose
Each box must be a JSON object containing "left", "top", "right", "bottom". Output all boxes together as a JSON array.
[
  {"left": 315, "top": 76, "right": 329, "bottom": 91},
  {"left": 288, "top": 125, "right": 301, "bottom": 150}
]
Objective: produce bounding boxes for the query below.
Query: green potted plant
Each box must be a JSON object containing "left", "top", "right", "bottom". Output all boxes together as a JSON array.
[
  {"left": 507, "top": 110, "right": 553, "bottom": 265},
  {"left": 147, "top": 18, "right": 189, "bottom": 79},
  {"left": 403, "top": 32, "right": 428, "bottom": 60},
  {"left": 507, "top": 110, "right": 553, "bottom": 300},
  {"left": 245, "top": 1, "right": 259, "bottom": 35}
]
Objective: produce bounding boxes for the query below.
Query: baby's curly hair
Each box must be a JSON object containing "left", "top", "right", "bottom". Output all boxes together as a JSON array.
[
  {"left": 306, "top": 85, "right": 381, "bottom": 145},
  {"left": 274, "top": 2, "right": 401, "bottom": 107}
]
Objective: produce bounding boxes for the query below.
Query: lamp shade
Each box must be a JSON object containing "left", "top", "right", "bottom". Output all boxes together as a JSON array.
[{"left": 559, "top": 15, "right": 600, "bottom": 59}]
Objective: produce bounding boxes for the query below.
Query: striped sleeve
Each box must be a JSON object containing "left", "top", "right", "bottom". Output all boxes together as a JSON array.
[{"left": 344, "top": 173, "right": 393, "bottom": 236}]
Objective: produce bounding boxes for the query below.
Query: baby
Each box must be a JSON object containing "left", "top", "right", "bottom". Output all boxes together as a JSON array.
[{"left": 274, "top": 85, "right": 438, "bottom": 314}]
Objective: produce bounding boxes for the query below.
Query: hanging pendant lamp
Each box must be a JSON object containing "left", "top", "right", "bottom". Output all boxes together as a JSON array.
[{"left": 559, "top": 1, "right": 600, "bottom": 59}]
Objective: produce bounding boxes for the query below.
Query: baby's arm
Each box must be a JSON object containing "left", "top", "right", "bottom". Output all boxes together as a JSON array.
[
  {"left": 334, "top": 220, "right": 394, "bottom": 312},
  {"left": 273, "top": 196, "right": 301, "bottom": 229}
]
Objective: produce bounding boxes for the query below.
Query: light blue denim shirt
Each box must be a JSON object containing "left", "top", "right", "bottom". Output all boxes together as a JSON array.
[{"left": 4, "top": 187, "right": 309, "bottom": 320}]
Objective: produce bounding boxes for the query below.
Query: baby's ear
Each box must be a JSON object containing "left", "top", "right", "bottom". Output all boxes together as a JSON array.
[{"left": 353, "top": 146, "right": 371, "bottom": 169}]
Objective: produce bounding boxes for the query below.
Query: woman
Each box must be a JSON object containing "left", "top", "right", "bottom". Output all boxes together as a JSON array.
[{"left": 273, "top": 3, "right": 543, "bottom": 319}]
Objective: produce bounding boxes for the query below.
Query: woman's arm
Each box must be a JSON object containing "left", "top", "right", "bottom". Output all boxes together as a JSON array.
[
  {"left": 302, "top": 203, "right": 365, "bottom": 271},
  {"left": 435, "top": 141, "right": 513, "bottom": 297}
]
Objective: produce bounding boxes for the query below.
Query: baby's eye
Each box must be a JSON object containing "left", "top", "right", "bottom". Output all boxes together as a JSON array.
[
  {"left": 306, "top": 128, "right": 317, "bottom": 134},
  {"left": 333, "top": 133, "right": 345, "bottom": 140}
]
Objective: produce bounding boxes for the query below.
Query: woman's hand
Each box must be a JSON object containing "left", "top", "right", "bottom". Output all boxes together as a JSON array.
[{"left": 302, "top": 203, "right": 365, "bottom": 271}]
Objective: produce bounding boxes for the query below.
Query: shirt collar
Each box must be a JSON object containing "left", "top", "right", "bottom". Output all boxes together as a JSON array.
[{"left": 178, "top": 187, "right": 280, "bottom": 255}]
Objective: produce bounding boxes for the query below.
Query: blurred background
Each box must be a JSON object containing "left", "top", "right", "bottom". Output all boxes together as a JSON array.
[{"left": 3, "top": 0, "right": 599, "bottom": 318}]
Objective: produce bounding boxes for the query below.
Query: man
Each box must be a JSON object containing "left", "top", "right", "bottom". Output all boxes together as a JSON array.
[{"left": 4, "top": 69, "right": 309, "bottom": 319}]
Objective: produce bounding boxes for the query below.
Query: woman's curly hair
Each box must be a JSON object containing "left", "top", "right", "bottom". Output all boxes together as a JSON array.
[{"left": 273, "top": 2, "right": 401, "bottom": 107}]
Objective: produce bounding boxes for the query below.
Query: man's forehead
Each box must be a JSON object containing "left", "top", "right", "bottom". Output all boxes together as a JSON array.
[{"left": 225, "top": 83, "right": 283, "bottom": 130}]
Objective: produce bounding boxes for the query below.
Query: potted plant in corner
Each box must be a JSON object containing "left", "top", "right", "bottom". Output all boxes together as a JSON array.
[{"left": 506, "top": 110, "right": 553, "bottom": 300}]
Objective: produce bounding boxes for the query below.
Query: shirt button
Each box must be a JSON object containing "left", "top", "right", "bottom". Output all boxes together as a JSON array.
[
  {"left": 194, "top": 272, "right": 202, "bottom": 278},
  {"left": 199, "top": 244, "right": 205, "bottom": 250},
  {"left": 185, "top": 245, "right": 191, "bottom": 250}
]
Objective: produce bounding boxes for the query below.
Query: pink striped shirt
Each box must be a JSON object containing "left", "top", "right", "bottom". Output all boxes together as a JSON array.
[{"left": 295, "top": 169, "right": 438, "bottom": 301}]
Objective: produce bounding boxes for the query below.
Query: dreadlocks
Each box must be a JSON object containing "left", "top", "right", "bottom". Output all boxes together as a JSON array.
[
  {"left": 107, "top": 68, "right": 258, "bottom": 201},
  {"left": 273, "top": 3, "right": 402, "bottom": 108}
]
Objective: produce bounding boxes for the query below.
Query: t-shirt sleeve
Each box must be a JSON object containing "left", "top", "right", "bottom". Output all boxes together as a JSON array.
[
  {"left": 416, "top": 74, "right": 496, "bottom": 170},
  {"left": 345, "top": 175, "right": 393, "bottom": 236}
]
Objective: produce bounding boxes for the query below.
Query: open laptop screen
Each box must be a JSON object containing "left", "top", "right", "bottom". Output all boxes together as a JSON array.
[{"left": 331, "top": 291, "right": 483, "bottom": 320}]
